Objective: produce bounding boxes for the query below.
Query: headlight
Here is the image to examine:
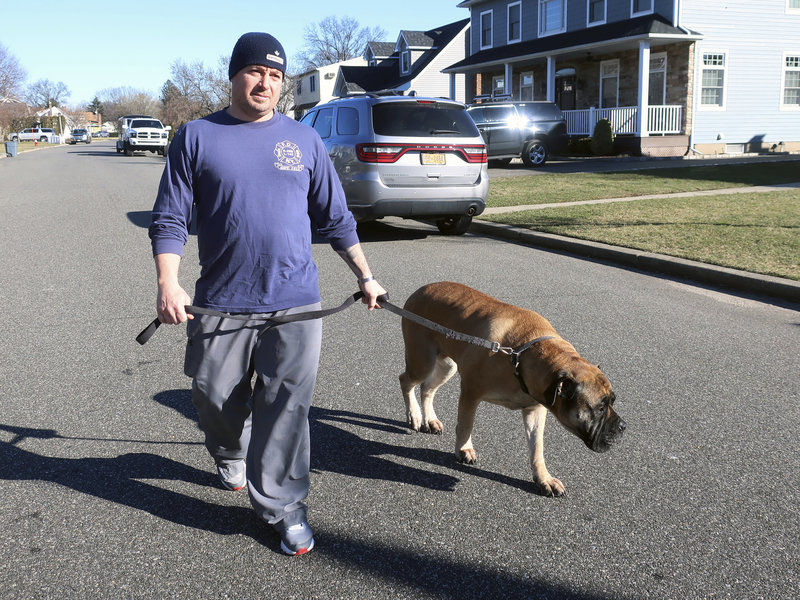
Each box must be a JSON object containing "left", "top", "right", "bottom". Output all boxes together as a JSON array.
[{"left": 129, "top": 131, "right": 138, "bottom": 138}]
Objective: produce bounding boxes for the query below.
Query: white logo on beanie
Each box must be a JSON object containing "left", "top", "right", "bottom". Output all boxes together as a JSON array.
[{"left": 266, "top": 51, "right": 284, "bottom": 65}]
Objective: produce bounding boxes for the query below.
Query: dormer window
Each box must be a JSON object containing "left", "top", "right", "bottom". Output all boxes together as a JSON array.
[{"left": 401, "top": 50, "right": 410, "bottom": 74}]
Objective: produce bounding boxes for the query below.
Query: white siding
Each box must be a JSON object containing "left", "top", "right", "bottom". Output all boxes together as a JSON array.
[
  {"left": 409, "top": 25, "right": 469, "bottom": 102},
  {"left": 683, "top": 0, "right": 800, "bottom": 145}
]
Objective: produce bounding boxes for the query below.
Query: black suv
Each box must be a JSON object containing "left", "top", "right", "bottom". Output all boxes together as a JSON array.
[{"left": 466, "top": 101, "right": 567, "bottom": 167}]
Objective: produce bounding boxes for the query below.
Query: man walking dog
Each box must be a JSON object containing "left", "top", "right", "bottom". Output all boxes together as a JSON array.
[{"left": 149, "top": 32, "right": 385, "bottom": 555}]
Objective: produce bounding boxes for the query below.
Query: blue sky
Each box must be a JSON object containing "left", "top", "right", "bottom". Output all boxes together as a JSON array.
[{"left": 1, "top": 0, "right": 468, "bottom": 106}]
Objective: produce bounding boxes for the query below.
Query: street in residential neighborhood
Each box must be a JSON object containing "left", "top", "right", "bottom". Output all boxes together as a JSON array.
[{"left": 1, "top": 142, "right": 798, "bottom": 599}]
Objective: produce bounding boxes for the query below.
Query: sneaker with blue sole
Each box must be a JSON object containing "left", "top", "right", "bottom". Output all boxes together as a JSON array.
[
  {"left": 274, "top": 519, "right": 315, "bottom": 556},
  {"left": 216, "top": 460, "right": 246, "bottom": 491}
]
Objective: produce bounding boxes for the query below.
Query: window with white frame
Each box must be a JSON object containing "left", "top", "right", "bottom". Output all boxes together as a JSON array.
[
  {"left": 480, "top": 10, "right": 493, "bottom": 49},
  {"left": 648, "top": 52, "right": 666, "bottom": 105},
  {"left": 782, "top": 53, "right": 800, "bottom": 109},
  {"left": 401, "top": 50, "right": 410, "bottom": 74},
  {"left": 508, "top": 2, "right": 522, "bottom": 43},
  {"left": 600, "top": 60, "right": 619, "bottom": 108},
  {"left": 588, "top": 0, "right": 606, "bottom": 25},
  {"left": 631, "top": 0, "right": 653, "bottom": 16},
  {"left": 309, "top": 75, "right": 316, "bottom": 93},
  {"left": 520, "top": 72, "right": 534, "bottom": 100},
  {"left": 788, "top": 0, "right": 800, "bottom": 14},
  {"left": 540, "top": 0, "right": 566, "bottom": 36},
  {"left": 492, "top": 75, "right": 505, "bottom": 97},
  {"left": 700, "top": 52, "right": 726, "bottom": 108}
]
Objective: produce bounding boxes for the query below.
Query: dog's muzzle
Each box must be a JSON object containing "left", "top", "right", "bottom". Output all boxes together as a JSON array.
[{"left": 588, "top": 413, "right": 627, "bottom": 453}]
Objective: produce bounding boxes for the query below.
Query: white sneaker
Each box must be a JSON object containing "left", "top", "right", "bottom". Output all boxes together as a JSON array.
[{"left": 216, "top": 460, "right": 246, "bottom": 491}]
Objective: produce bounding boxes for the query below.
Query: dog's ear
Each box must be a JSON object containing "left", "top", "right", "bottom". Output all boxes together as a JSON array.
[{"left": 544, "top": 370, "right": 575, "bottom": 407}]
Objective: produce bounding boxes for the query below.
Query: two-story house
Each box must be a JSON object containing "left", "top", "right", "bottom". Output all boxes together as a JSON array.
[
  {"left": 333, "top": 19, "right": 470, "bottom": 102},
  {"left": 446, "top": 0, "right": 800, "bottom": 156},
  {"left": 291, "top": 57, "right": 368, "bottom": 119}
]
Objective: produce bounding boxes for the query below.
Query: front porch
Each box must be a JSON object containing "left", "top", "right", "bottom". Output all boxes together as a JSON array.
[{"left": 563, "top": 104, "right": 689, "bottom": 157}]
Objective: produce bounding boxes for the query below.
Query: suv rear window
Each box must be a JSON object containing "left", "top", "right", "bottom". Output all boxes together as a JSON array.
[{"left": 372, "top": 102, "right": 478, "bottom": 137}]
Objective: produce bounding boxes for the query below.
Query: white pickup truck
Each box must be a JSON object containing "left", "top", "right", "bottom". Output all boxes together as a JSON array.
[
  {"left": 116, "top": 115, "right": 171, "bottom": 156},
  {"left": 9, "top": 127, "right": 56, "bottom": 142}
]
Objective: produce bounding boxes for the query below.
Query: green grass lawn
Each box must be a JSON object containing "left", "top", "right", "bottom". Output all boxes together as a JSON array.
[
  {"left": 487, "top": 161, "right": 800, "bottom": 207},
  {"left": 9, "top": 140, "right": 59, "bottom": 152},
  {"left": 482, "top": 161, "right": 800, "bottom": 280}
]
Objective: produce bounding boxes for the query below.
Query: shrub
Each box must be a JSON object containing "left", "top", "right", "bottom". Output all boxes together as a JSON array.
[
  {"left": 567, "top": 137, "right": 594, "bottom": 156},
  {"left": 590, "top": 118, "right": 615, "bottom": 155}
]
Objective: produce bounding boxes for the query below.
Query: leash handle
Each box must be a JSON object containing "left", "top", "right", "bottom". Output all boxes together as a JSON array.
[{"left": 135, "top": 318, "right": 161, "bottom": 345}]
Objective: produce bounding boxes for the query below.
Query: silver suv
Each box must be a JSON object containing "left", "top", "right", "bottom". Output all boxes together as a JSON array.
[
  {"left": 467, "top": 101, "right": 568, "bottom": 167},
  {"left": 299, "top": 93, "right": 488, "bottom": 235},
  {"left": 10, "top": 128, "right": 56, "bottom": 143}
]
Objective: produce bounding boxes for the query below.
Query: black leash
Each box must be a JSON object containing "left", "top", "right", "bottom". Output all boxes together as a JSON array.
[
  {"left": 136, "top": 291, "right": 555, "bottom": 395},
  {"left": 136, "top": 291, "right": 366, "bottom": 345}
]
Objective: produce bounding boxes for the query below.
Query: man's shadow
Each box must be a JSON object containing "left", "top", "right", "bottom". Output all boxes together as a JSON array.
[
  {"left": 0, "top": 391, "right": 535, "bottom": 543},
  {"left": 0, "top": 422, "right": 265, "bottom": 542}
]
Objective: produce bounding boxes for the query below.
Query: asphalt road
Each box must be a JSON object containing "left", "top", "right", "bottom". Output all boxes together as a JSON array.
[{"left": 1, "top": 142, "right": 798, "bottom": 599}]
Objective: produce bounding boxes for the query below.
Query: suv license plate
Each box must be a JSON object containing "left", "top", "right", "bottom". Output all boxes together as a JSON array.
[{"left": 421, "top": 153, "right": 446, "bottom": 165}]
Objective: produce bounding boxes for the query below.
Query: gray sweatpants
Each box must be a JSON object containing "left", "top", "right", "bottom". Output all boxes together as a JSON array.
[{"left": 183, "top": 302, "right": 322, "bottom": 525}]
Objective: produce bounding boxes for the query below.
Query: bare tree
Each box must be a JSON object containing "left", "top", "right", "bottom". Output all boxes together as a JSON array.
[
  {"left": 276, "top": 72, "right": 295, "bottom": 116},
  {"left": 297, "top": 16, "right": 385, "bottom": 71},
  {"left": 162, "top": 57, "right": 231, "bottom": 127},
  {"left": 25, "top": 79, "right": 70, "bottom": 108},
  {"left": 98, "top": 87, "right": 161, "bottom": 124},
  {"left": 0, "top": 43, "right": 27, "bottom": 99}
]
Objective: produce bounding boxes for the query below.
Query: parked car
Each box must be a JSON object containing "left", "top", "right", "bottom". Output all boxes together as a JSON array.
[
  {"left": 10, "top": 128, "right": 56, "bottom": 143},
  {"left": 299, "top": 93, "right": 488, "bottom": 235},
  {"left": 69, "top": 128, "right": 91, "bottom": 144},
  {"left": 466, "top": 101, "right": 568, "bottom": 167}
]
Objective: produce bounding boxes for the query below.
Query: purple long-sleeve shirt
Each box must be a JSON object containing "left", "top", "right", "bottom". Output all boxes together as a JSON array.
[{"left": 149, "top": 109, "right": 359, "bottom": 312}]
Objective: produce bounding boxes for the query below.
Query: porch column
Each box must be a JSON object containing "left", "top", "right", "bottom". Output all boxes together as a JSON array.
[
  {"left": 504, "top": 63, "right": 514, "bottom": 97},
  {"left": 546, "top": 56, "right": 556, "bottom": 102},
  {"left": 637, "top": 40, "right": 651, "bottom": 137}
]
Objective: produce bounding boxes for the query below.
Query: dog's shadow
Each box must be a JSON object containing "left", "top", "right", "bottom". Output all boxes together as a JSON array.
[
  {"left": 154, "top": 390, "right": 538, "bottom": 494},
  {"left": 310, "top": 406, "right": 540, "bottom": 494}
]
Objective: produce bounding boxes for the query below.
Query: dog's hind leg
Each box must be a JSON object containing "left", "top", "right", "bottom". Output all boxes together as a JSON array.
[
  {"left": 418, "top": 355, "right": 457, "bottom": 434},
  {"left": 522, "top": 405, "right": 565, "bottom": 497}
]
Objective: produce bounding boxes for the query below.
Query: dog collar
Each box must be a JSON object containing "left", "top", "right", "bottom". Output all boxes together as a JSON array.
[{"left": 509, "top": 336, "right": 556, "bottom": 397}]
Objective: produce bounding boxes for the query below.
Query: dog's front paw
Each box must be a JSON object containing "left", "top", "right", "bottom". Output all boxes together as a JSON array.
[
  {"left": 458, "top": 448, "right": 477, "bottom": 464},
  {"left": 406, "top": 412, "right": 423, "bottom": 432},
  {"left": 533, "top": 476, "right": 566, "bottom": 497},
  {"left": 422, "top": 419, "right": 443, "bottom": 435}
]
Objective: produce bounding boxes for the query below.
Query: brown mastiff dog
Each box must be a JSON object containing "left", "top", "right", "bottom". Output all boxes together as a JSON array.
[{"left": 398, "top": 281, "right": 625, "bottom": 497}]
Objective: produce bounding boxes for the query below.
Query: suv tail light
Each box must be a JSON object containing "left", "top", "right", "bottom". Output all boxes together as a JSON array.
[{"left": 356, "top": 143, "right": 487, "bottom": 164}]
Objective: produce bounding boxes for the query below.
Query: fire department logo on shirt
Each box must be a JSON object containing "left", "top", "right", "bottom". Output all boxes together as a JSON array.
[{"left": 274, "top": 140, "right": 304, "bottom": 172}]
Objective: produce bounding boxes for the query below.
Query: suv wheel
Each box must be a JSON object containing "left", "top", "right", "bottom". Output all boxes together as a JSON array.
[
  {"left": 124, "top": 143, "right": 134, "bottom": 157},
  {"left": 436, "top": 215, "right": 472, "bottom": 235},
  {"left": 521, "top": 140, "right": 548, "bottom": 168},
  {"left": 39, "top": 136, "right": 48, "bottom": 142}
]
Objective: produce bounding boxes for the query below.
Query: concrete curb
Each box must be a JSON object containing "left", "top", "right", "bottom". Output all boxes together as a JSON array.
[{"left": 470, "top": 219, "right": 800, "bottom": 304}]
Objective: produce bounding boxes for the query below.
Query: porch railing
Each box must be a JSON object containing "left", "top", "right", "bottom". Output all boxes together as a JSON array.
[{"left": 563, "top": 105, "right": 683, "bottom": 136}]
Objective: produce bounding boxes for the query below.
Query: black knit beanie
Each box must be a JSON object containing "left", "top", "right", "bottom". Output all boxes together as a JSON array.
[{"left": 228, "top": 32, "right": 287, "bottom": 79}]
